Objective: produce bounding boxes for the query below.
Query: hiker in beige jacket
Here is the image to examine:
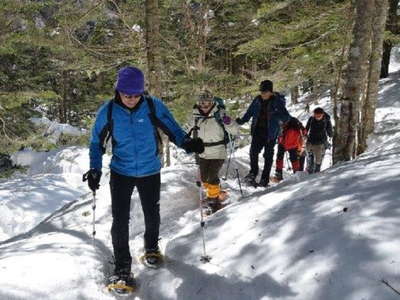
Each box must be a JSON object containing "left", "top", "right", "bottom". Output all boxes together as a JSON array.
[{"left": 191, "top": 90, "right": 239, "bottom": 213}]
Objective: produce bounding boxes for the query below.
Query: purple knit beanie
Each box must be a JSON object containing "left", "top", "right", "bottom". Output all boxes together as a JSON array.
[{"left": 115, "top": 66, "right": 145, "bottom": 95}]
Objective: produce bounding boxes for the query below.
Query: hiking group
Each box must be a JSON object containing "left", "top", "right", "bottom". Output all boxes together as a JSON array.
[{"left": 82, "top": 66, "right": 333, "bottom": 294}]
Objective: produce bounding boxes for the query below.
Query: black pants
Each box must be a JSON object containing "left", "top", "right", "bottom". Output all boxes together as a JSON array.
[
  {"left": 299, "top": 154, "right": 306, "bottom": 171},
  {"left": 110, "top": 170, "right": 161, "bottom": 272},
  {"left": 276, "top": 144, "right": 298, "bottom": 162},
  {"left": 249, "top": 135, "right": 275, "bottom": 179},
  {"left": 199, "top": 158, "right": 225, "bottom": 185}
]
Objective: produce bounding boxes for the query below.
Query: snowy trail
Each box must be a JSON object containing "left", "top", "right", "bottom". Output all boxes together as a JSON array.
[
  {"left": 2, "top": 67, "right": 400, "bottom": 299},
  {"left": 0, "top": 150, "right": 258, "bottom": 300}
]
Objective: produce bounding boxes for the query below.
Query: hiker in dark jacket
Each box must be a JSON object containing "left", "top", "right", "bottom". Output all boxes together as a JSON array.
[
  {"left": 83, "top": 66, "right": 204, "bottom": 287},
  {"left": 236, "top": 80, "right": 290, "bottom": 187},
  {"left": 305, "top": 107, "right": 333, "bottom": 173}
]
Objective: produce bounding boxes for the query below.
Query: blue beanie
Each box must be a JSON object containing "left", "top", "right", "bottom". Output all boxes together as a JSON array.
[{"left": 116, "top": 66, "right": 145, "bottom": 95}]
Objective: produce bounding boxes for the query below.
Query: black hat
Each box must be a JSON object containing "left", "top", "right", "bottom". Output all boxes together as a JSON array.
[
  {"left": 259, "top": 80, "right": 273, "bottom": 92},
  {"left": 313, "top": 107, "right": 324, "bottom": 114}
]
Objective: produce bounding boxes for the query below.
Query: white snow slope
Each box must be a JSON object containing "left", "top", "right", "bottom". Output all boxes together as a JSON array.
[{"left": 1, "top": 72, "right": 400, "bottom": 299}]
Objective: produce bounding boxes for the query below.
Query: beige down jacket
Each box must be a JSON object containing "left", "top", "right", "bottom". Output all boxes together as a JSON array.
[{"left": 192, "top": 105, "right": 239, "bottom": 160}]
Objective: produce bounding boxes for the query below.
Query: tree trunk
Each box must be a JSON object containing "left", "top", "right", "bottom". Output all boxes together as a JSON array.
[
  {"left": 380, "top": 0, "right": 399, "bottom": 78},
  {"left": 145, "top": 0, "right": 171, "bottom": 166},
  {"left": 145, "top": 0, "right": 162, "bottom": 98},
  {"left": 60, "top": 70, "right": 68, "bottom": 124},
  {"left": 334, "top": 0, "right": 374, "bottom": 163},
  {"left": 358, "top": 0, "right": 389, "bottom": 155},
  {"left": 380, "top": 41, "right": 392, "bottom": 78},
  {"left": 290, "top": 86, "right": 299, "bottom": 104},
  {"left": 332, "top": 5, "right": 354, "bottom": 165}
]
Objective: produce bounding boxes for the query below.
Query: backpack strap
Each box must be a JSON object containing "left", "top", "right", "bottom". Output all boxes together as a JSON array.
[
  {"left": 213, "top": 107, "right": 230, "bottom": 146},
  {"left": 144, "top": 95, "right": 163, "bottom": 155},
  {"left": 99, "top": 100, "right": 115, "bottom": 154},
  {"left": 145, "top": 95, "right": 178, "bottom": 145}
]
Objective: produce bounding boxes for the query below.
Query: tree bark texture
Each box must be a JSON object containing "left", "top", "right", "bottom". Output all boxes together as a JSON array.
[
  {"left": 358, "top": 0, "right": 389, "bottom": 155},
  {"left": 334, "top": 0, "right": 375, "bottom": 163},
  {"left": 290, "top": 86, "right": 299, "bottom": 104},
  {"left": 146, "top": 0, "right": 171, "bottom": 166},
  {"left": 145, "top": 0, "right": 162, "bottom": 97}
]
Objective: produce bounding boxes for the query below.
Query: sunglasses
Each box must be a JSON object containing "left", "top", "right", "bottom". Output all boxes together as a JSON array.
[
  {"left": 199, "top": 100, "right": 212, "bottom": 106},
  {"left": 121, "top": 93, "right": 142, "bottom": 99}
]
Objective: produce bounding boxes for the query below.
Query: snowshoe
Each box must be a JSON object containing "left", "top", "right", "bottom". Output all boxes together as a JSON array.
[
  {"left": 207, "top": 198, "right": 226, "bottom": 214},
  {"left": 140, "top": 249, "right": 164, "bottom": 269},
  {"left": 218, "top": 190, "right": 229, "bottom": 201},
  {"left": 244, "top": 173, "right": 258, "bottom": 188},
  {"left": 258, "top": 177, "right": 269, "bottom": 188},
  {"left": 201, "top": 199, "right": 213, "bottom": 216},
  {"left": 270, "top": 176, "right": 283, "bottom": 183},
  {"left": 271, "top": 170, "right": 283, "bottom": 183},
  {"left": 107, "top": 272, "right": 136, "bottom": 295}
]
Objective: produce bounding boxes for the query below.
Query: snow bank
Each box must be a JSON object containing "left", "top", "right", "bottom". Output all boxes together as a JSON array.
[
  {"left": 30, "top": 117, "right": 87, "bottom": 144},
  {"left": 0, "top": 147, "right": 110, "bottom": 242}
]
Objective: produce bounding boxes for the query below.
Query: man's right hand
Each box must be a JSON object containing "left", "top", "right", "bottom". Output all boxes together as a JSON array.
[{"left": 83, "top": 169, "right": 102, "bottom": 192}]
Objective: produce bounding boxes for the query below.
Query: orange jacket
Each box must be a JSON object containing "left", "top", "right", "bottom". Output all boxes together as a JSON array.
[{"left": 279, "top": 128, "right": 305, "bottom": 150}]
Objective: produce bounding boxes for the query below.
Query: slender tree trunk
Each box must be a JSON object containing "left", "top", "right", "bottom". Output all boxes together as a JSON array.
[
  {"left": 145, "top": 0, "right": 171, "bottom": 166},
  {"left": 145, "top": 0, "right": 162, "bottom": 97},
  {"left": 380, "top": 41, "right": 392, "bottom": 78},
  {"left": 380, "top": 0, "right": 399, "bottom": 78},
  {"left": 334, "top": 0, "right": 374, "bottom": 163},
  {"left": 197, "top": 4, "right": 209, "bottom": 72},
  {"left": 358, "top": 0, "right": 389, "bottom": 155},
  {"left": 60, "top": 70, "right": 68, "bottom": 124},
  {"left": 290, "top": 86, "right": 299, "bottom": 104}
]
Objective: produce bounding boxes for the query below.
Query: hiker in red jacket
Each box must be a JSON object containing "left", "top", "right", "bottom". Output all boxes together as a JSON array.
[{"left": 272, "top": 117, "right": 306, "bottom": 182}]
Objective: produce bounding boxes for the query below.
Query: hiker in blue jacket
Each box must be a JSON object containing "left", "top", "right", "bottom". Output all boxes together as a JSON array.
[
  {"left": 236, "top": 80, "right": 290, "bottom": 187},
  {"left": 83, "top": 66, "right": 204, "bottom": 286}
]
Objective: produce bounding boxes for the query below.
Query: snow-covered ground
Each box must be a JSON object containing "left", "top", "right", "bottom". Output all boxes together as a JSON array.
[
  {"left": 1, "top": 58, "right": 400, "bottom": 299},
  {"left": 30, "top": 117, "right": 87, "bottom": 144}
]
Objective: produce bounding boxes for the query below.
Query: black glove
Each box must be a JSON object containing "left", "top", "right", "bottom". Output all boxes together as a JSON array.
[
  {"left": 182, "top": 137, "right": 204, "bottom": 154},
  {"left": 236, "top": 117, "right": 243, "bottom": 125},
  {"left": 83, "top": 169, "right": 102, "bottom": 192}
]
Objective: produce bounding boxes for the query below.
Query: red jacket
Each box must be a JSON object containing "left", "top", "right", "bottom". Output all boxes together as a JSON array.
[
  {"left": 278, "top": 117, "right": 307, "bottom": 151},
  {"left": 279, "top": 128, "right": 305, "bottom": 150}
]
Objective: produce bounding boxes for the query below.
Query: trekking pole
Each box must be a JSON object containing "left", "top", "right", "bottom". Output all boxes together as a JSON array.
[
  {"left": 230, "top": 136, "right": 243, "bottom": 197},
  {"left": 286, "top": 152, "right": 292, "bottom": 172},
  {"left": 198, "top": 180, "right": 211, "bottom": 263},
  {"left": 91, "top": 191, "right": 97, "bottom": 248},
  {"left": 223, "top": 135, "right": 234, "bottom": 180}
]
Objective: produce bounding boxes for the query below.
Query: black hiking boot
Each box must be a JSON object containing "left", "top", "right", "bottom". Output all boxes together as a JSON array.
[
  {"left": 258, "top": 177, "right": 269, "bottom": 188},
  {"left": 244, "top": 173, "right": 257, "bottom": 187},
  {"left": 108, "top": 268, "right": 136, "bottom": 295},
  {"left": 142, "top": 248, "right": 164, "bottom": 268}
]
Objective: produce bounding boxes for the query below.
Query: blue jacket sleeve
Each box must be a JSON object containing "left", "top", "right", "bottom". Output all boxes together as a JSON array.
[
  {"left": 239, "top": 98, "right": 257, "bottom": 124},
  {"left": 89, "top": 103, "right": 108, "bottom": 171},
  {"left": 153, "top": 97, "right": 187, "bottom": 147}
]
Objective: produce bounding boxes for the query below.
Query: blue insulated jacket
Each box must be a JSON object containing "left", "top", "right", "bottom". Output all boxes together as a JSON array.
[
  {"left": 90, "top": 96, "right": 187, "bottom": 177},
  {"left": 238, "top": 93, "right": 290, "bottom": 141}
]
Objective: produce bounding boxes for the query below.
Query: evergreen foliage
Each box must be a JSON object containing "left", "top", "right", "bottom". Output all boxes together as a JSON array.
[{"left": 0, "top": 0, "right": 398, "bottom": 155}]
